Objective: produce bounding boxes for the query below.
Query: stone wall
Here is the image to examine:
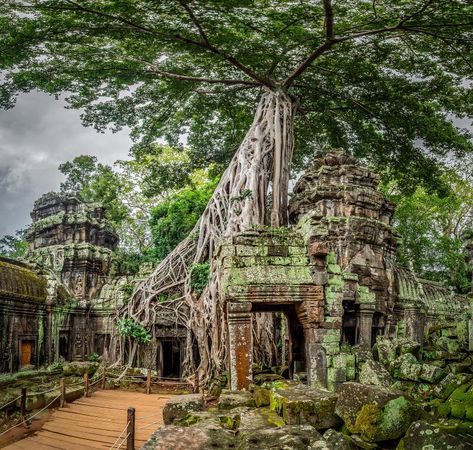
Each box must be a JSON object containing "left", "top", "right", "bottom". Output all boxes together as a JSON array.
[{"left": 0, "top": 257, "right": 76, "bottom": 372}]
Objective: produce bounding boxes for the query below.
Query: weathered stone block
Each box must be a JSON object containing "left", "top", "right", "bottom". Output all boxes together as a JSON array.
[
  {"left": 335, "top": 382, "right": 419, "bottom": 442},
  {"left": 397, "top": 420, "right": 472, "bottom": 450},
  {"left": 419, "top": 363, "right": 446, "bottom": 383},
  {"left": 240, "top": 425, "right": 323, "bottom": 450},
  {"left": 359, "top": 359, "right": 393, "bottom": 387},
  {"left": 162, "top": 394, "right": 204, "bottom": 425},
  {"left": 322, "top": 429, "right": 358, "bottom": 450},
  {"left": 430, "top": 373, "right": 472, "bottom": 401},
  {"left": 63, "top": 361, "right": 99, "bottom": 377},
  {"left": 270, "top": 385, "right": 341, "bottom": 429},
  {"left": 218, "top": 390, "right": 255, "bottom": 409},
  {"left": 393, "top": 353, "right": 422, "bottom": 381}
]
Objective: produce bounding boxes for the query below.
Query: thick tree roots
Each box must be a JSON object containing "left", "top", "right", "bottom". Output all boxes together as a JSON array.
[{"left": 119, "top": 90, "right": 295, "bottom": 387}]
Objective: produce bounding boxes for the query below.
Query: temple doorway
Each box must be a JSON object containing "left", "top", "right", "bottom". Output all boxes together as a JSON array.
[
  {"left": 342, "top": 301, "right": 359, "bottom": 345},
  {"left": 157, "top": 339, "right": 182, "bottom": 378},
  {"left": 59, "top": 331, "right": 70, "bottom": 361},
  {"left": 20, "top": 339, "right": 35, "bottom": 368}
]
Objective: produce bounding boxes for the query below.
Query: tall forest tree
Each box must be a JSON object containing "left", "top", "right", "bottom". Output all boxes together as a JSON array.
[{"left": 1, "top": 1, "right": 473, "bottom": 383}]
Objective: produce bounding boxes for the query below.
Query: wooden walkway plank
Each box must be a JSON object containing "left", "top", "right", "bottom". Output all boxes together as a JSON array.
[{"left": 2, "top": 390, "right": 171, "bottom": 450}]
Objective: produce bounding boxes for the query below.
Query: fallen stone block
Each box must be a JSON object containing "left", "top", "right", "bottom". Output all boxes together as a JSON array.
[
  {"left": 218, "top": 389, "right": 256, "bottom": 409},
  {"left": 359, "top": 359, "right": 393, "bottom": 387},
  {"left": 162, "top": 394, "right": 204, "bottom": 425},
  {"left": 397, "top": 420, "right": 472, "bottom": 450},
  {"left": 335, "top": 382, "right": 419, "bottom": 442},
  {"left": 270, "top": 384, "right": 341, "bottom": 429}
]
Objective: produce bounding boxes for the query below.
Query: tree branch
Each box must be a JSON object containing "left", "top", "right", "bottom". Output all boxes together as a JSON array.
[
  {"left": 399, "top": 0, "right": 435, "bottom": 26},
  {"left": 144, "top": 67, "right": 260, "bottom": 86},
  {"left": 282, "top": 0, "right": 449, "bottom": 88},
  {"left": 177, "top": 0, "right": 210, "bottom": 45},
  {"left": 323, "top": 0, "right": 334, "bottom": 40},
  {"left": 403, "top": 27, "right": 473, "bottom": 71},
  {"left": 36, "top": 1, "right": 270, "bottom": 88}
]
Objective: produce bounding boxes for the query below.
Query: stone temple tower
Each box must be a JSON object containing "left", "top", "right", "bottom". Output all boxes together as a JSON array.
[
  {"left": 289, "top": 150, "right": 399, "bottom": 346},
  {"left": 24, "top": 192, "right": 119, "bottom": 304}
]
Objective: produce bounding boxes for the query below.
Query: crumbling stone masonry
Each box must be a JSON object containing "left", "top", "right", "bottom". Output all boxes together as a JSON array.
[
  {"left": 0, "top": 192, "right": 187, "bottom": 375},
  {"left": 25, "top": 192, "right": 119, "bottom": 304},
  {"left": 219, "top": 150, "right": 472, "bottom": 391}
]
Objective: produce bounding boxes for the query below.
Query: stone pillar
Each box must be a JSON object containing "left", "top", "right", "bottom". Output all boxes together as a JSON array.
[
  {"left": 358, "top": 304, "right": 375, "bottom": 348},
  {"left": 45, "top": 303, "right": 54, "bottom": 365},
  {"left": 296, "top": 301, "right": 325, "bottom": 388},
  {"left": 227, "top": 302, "right": 253, "bottom": 390}
]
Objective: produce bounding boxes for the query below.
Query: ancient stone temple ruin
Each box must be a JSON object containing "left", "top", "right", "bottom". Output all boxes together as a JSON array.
[
  {"left": 1, "top": 152, "right": 471, "bottom": 396},
  {"left": 219, "top": 151, "right": 471, "bottom": 390},
  {"left": 0, "top": 191, "right": 188, "bottom": 375},
  {"left": 0, "top": 192, "right": 123, "bottom": 372}
]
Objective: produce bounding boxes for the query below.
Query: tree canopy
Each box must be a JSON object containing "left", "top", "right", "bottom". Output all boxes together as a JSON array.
[
  {"left": 387, "top": 159, "right": 473, "bottom": 293},
  {"left": 1, "top": 1, "right": 473, "bottom": 191}
]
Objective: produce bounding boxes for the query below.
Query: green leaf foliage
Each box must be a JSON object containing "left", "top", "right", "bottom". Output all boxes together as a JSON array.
[
  {"left": 116, "top": 318, "right": 151, "bottom": 344},
  {"left": 190, "top": 262, "right": 210, "bottom": 297},
  {"left": 149, "top": 177, "right": 218, "bottom": 260},
  {"left": 387, "top": 167, "right": 473, "bottom": 293},
  {"left": 59, "top": 154, "right": 128, "bottom": 227},
  {"left": 0, "top": 230, "right": 28, "bottom": 259},
  {"left": 1, "top": 1, "right": 473, "bottom": 192}
]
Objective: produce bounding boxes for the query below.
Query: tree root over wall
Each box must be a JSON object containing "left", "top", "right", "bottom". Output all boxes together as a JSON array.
[{"left": 116, "top": 90, "right": 295, "bottom": 387}]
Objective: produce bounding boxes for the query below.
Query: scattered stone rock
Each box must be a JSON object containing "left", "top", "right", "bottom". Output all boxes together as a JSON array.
[
  {"left": 394, "top": 353, "right": 422, "bottom": 381},
  {"left": 240, "top": 425, "right": 323, "bottom": 449},
  {"left": 419, "top": 363, "right": 446, "bottom": 383},
  {"left": 359, "top": 359, "right": 393, "bottom": 387},
  {"left": 430, "top": 373, "right": 472, "bottom": 401},
  {"left": 218, "top": 389, "right": 256, "bottom": 409},
  {"left": 253, "top": 385, "right": 271, "bottom": 407},
  {"left": 162, "top": 394, "right": 204, "bottom": 425},
  {"left": 335, "top": 382, "right": 419, "bottom": 442},
  {"left": 396, "top": 338, "right": 421, "bottom": 357},
  {"left": 254, "top": 373, "right": 284, "bottom": 384},
  {"left": 63, "top": 361, "right": 99, "bottom": 377},
  {"left": 142, "top": 425, "right": 235, "bottom": 450},
  {"left": 448, "top": 361, "right": 473, "bottom": 374},
  {"left": 270, "top": 384, "right": 341, "bottom": 429},
  {"left": 397, "top": 420, "right": 471, "bottom": 450},
  {"left": 322, "top": 429, "right": 358, "bottom": 449},
  {"left": 373, "top": 337, "right": 396, "bottom": 367},
  {"left": 348, "top": 434, "right": 378, "bottom": 450}
]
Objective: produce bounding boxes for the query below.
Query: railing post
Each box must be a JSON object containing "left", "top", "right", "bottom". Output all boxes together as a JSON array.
[
  {"left": 20, "top": 388, "right": 27, "bottom": 426},
  {"left": 101, "top": 366, "right": 106, "bottom": 390},
  {"left": 60, "top": 378, "right": 66, "bottom": 408},
  {"left": 84, "top": 372, "right": 89, "bottom": 397},
  {"left": 127, "top": 407, "right": 135, "bottom": 450},
  {"left": 146, "top": 369, "right": 151, "bottom": 395}
]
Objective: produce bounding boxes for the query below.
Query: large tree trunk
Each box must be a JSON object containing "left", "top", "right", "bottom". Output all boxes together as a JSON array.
[{"left": 122, "top": 90, "right": 295, "bottom": 385}]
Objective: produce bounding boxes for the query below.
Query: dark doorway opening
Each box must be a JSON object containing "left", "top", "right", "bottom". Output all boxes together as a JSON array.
[
  {"left": 59, "top": 331, "right": 69, "bottom": 361},
  {"left": 342, "top": 301, "right": 358, "bottom": 345},
  {"left": 162, "top": 340, "right": 181, "bottom": 378}
]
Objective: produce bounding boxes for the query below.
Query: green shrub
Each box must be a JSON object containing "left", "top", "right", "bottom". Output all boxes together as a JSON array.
[{"left": 190, "top": 262, "right": 210, "bottom": 296}]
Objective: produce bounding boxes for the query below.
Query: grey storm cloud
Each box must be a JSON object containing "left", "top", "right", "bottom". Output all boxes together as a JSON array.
[{"left": 0, "top": 91, "right": 132, "bottom": 236}]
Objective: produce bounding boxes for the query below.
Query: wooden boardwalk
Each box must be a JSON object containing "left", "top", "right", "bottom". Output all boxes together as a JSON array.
[{"left": 3, "top": 390, "right": 171, "bottom": 450}]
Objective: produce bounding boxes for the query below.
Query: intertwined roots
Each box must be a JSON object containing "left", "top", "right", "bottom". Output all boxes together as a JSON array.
[{"left": 119, "top": 90, "right": 295, "bottom": 386}]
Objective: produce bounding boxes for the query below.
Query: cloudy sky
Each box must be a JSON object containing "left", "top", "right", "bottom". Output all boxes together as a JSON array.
[{"left": 0, "top": 92, "right": 133, "bottom": 236}]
